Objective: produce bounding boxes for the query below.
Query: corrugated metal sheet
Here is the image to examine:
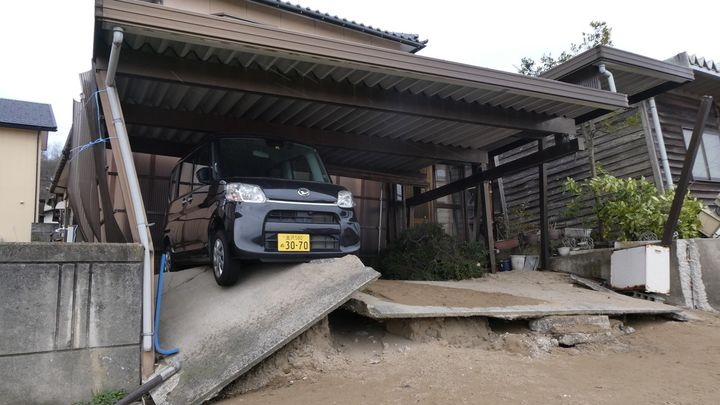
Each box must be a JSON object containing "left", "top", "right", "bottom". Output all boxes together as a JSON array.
[
  {"left": 663, "top": 52, "right": 720, "bottom": 100},
  {"left": 94, "top": 0, "right": 632, "bottom": 177}
]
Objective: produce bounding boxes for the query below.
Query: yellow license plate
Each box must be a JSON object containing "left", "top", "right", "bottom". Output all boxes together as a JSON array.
[{"left": 277, "top": 233, "right": 310, "bottom": 252}]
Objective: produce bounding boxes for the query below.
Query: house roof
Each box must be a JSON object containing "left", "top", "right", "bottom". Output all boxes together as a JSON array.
[
  {"left": 247, "top": 0, "right": 427, "bottom": 53},
  {"left": 0, "top": 98, "right": 57, "bottom": 131},
  {"left": 666, "top": 52, "right": 720, "bottom": 100},
  {"left": 541, "top": 46, "right": 694, "bottom": 105},
  {"left": 686, "top": 54, "right": 720, "bottom": 76}
]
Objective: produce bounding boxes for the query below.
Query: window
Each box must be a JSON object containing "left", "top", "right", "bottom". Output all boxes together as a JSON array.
[
  {"left": 216, "top": 138, "right": 331, "bottom": 183},
  {"left": 169, "top": 166, "right": 180, "bottom": 201},
  {"left": 192, "top": 144, "right": 211, "bottom": 189},
  {"left": 683, "top": 129, "right": 720, "bottom": 181},
  {"left": 178, "top": 152, "right": 195, "bottom": 197}
]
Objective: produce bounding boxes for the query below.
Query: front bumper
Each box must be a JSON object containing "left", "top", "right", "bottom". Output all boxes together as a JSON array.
[{"left": 227, "top": 200, "right": 361, "bottom": 261}]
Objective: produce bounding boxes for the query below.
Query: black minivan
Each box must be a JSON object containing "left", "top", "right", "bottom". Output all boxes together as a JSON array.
[{"left": 163, "top": 137, "right": 361, "bottom": 286}]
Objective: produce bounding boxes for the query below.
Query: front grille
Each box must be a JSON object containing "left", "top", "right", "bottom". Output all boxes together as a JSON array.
[
  {"left": 266, "top": 210, "right": 338, "bottom": 224},
  {"left": 264, "top": 234, "right": 340, "bottom": 252}
]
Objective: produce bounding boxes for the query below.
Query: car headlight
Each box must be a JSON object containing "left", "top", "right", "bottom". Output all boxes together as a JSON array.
[
  {"left": 226, "top": 183, "right": 267, "bottom": 203},
  {"left": 337, "top": 190, "right": 355, "bottom": 208}
]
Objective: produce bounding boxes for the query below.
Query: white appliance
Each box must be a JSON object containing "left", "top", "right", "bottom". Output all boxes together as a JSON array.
[{"left": 610, "top": 245, "right": 670, "bottom": 294}]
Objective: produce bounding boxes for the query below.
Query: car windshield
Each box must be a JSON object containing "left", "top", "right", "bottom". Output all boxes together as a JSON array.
[{"left": 215, "top": 138, "right": 331, "bottom": 183}]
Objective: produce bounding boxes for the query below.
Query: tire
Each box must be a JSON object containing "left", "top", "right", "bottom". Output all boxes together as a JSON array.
[
  {"left": 163, "top": 244, "right": 174, "bottom": 273},
  {"left": 211, "top": 230, "right": 240, "bottom": 286}
]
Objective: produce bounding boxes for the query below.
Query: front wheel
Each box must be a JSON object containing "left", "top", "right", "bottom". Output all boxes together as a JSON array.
[{"left": 211, "top": 230, "right": 240, "bottom": 286}]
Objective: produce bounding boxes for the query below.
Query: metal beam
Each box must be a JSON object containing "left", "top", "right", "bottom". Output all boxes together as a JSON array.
[
  {"left": 121, "top": 104, "right": 488, "bottom": 163},
  {"left": 406, "top": 138, "right": 585, "bottom": 207},
  {"left": 662, "top": 96, "right": 713, "bottom": 246},
  {"left": 97, "top": 48, "right": 577, "bottom": 135}
]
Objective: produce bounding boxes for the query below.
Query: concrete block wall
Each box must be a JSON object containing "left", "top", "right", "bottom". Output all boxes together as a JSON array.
[{"left": 0, "top": 243, "right": 143, "bottom": 405}]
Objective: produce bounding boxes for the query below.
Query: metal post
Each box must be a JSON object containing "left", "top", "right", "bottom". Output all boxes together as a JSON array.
[
  {"left": 662, "top": 96, "right": 713, "bottom": 246},
  {"left": 538, "top": 139, "right": 549, "bottom": 270}
]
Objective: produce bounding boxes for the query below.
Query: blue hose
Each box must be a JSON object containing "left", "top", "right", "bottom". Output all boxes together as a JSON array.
[{"left": 154, "top": 254, "right": 179, "bottom": 356}]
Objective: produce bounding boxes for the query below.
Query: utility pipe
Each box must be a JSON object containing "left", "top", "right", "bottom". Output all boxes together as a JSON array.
[
  {"left": 105, "top": 27, "right": 154, "bottom": 353},
  {"left": 598, "top": 64, "right": 617, "bottom": 93},
  {"left": 116, "top": 362, "right": 181, "bottom": 405},
  {"left": 648, "top": 98, "right": 674, "bottom": 190}
]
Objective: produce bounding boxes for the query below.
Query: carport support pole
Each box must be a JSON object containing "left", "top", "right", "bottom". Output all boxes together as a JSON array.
[
  {"left": 105, "top": 27, "right": 155, "bottom": 370},
  {"left": 538, "top": 139, "right": 549, "bottom": 269},
  {"left": 478, "top": 164, "right": 496, "bottom": 273}
]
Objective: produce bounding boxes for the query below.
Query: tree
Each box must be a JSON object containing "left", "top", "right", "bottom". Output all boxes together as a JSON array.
[
  {"left": 40, "top": 142, "right": 63, "bottom": 202},
  {"left": 517, "top": 21, "right": 613, "bottom": 76}
]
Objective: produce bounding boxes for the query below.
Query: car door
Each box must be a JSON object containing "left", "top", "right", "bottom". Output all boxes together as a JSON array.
[
  {"left": 165, "top": 164, "right": 184, "bottom": 253},
  {"left": 184, "top": 144, "right": 213, "bottom": 254},
  {"left": 176, "top": 153, "right": 196, "bottom": 254}
]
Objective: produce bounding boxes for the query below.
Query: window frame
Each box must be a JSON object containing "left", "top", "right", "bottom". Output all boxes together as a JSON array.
[{"left": 682, "top": 127, "right": 720, "bottom": 183}]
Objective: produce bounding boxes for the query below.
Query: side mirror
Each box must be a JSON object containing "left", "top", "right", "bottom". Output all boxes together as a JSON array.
[{"left": 195, "top": 167, "right": 213, "bottom": 185}]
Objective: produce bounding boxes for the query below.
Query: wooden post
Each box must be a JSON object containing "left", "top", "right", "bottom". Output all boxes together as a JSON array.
[
  {"left": 662, "top": 96, "right": 713, "bottom": 246},
  {"left": 538, "top": 139, "right": 550, "bottom": 270},
  {"left": 478, "top": 164, "right": 496, "bottom": 273}
]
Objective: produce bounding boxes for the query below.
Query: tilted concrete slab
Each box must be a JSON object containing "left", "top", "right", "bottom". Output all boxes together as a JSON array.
[
  {"left": 150, "top": 255, "right": 378, "bottom": 405},
  {"left": 345, "top": 271, "right": 681, "bottom": 320}
]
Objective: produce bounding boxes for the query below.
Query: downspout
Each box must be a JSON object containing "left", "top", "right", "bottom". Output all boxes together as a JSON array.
[
  {"left": 598, "top": 64, "right": 617, "bottom": 93},
  {"left": 648, "top": 97, "right": 674, "bottom": 189},
  {"left": 105, "top": 27, "right": 154, "bottom": 353}
]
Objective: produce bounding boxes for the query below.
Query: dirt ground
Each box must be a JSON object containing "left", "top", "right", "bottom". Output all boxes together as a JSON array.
[{"left": 215, "top": 309, "right": 720, "bottom": 405}]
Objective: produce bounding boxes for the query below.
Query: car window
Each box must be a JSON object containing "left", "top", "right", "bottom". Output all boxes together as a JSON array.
[
  {"left": 178, "top": 155, "right": 195, "bottom": 197},
  {"left": 216, "top": 138, "right": 330, "bottom": 183},
  {"left": 290, "top": 155, "right": 312, "bottom": 181},
  {"left": 169, "top": 165, "right": 180, "bottom": 201},
  {"left": 193, "top": 144, "right": 211, "bottom": 189}
]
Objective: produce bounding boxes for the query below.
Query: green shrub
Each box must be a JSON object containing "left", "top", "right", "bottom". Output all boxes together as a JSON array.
[
  {"left": 72, "top": 389, "right": 127, "bottom": 405},
  {"left": 377, "top": 223, "right": 488, "bottom": 281},
  {"left": 564, "top": 171, "right": 703, "bottom": 241}
]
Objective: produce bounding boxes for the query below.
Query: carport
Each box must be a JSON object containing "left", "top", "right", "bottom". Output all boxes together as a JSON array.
[{"left": 57, "top": 0, "right": 633, "bottom": 397}]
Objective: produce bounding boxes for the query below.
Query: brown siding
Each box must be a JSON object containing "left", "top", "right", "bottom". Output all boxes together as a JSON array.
[
  {"left": 654, "top": 91, "right": 720, "bottom": 204},
  {"left": 500, "top": 108, "right": 657, "bottom": 233}
]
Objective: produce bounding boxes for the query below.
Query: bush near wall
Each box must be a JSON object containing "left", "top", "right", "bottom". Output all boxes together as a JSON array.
[{"left": 377, "top": 223, "right": 488, "bottom": 281}]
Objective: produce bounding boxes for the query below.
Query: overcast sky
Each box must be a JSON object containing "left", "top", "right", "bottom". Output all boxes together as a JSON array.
[{"left": 1, "top": 0, "right": 718, "bottom": 149}]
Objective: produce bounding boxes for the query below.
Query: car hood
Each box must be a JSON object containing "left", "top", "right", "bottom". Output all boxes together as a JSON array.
[{"left": 228, "top": 178, "right": 346, "bottom": 203}]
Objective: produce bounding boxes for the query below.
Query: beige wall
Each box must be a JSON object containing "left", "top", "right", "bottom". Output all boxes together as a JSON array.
[
  {"left": 163, "top": 0, "right": 407, "bottom": 52},
  {"left": 0, "top": 127, "right": 41, "bottom": 242}
]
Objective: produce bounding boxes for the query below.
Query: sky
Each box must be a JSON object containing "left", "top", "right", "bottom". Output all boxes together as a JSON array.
[{"left": 1, "top": 0, "right": 718, "bottom": 150}]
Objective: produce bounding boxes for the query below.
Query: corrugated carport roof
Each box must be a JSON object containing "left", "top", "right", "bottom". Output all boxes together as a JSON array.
[{"left": 94, "top": 0, "right": 628, "bottom": 175}]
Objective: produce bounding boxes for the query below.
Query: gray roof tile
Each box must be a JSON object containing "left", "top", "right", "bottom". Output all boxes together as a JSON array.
[
  {"left": 0, "top": 98, "right": 57, "bottom": 131},
  {"left": 248, "top": 0, "right": 427, "bottom": 52}
]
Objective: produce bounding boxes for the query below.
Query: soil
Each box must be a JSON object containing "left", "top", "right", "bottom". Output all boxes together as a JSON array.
[
  {"left": 364, "top": 279, "right": 546, "bottom": 307},
  {"left": 216, "top": 310, "right": 720, "bottom": 405}
]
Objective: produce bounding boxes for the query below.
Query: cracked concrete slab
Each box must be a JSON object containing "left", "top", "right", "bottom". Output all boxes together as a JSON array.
[
  {"left": 150, "top": 255, "right": 378, "bottom": 405},
  {"left": 345, "top": 271, "right": 681, "bottom": 320}
]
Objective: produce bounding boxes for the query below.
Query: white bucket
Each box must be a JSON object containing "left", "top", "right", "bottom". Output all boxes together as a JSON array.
[{"left": 510, "top": 255, "right": 526, "bottom": 271}]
